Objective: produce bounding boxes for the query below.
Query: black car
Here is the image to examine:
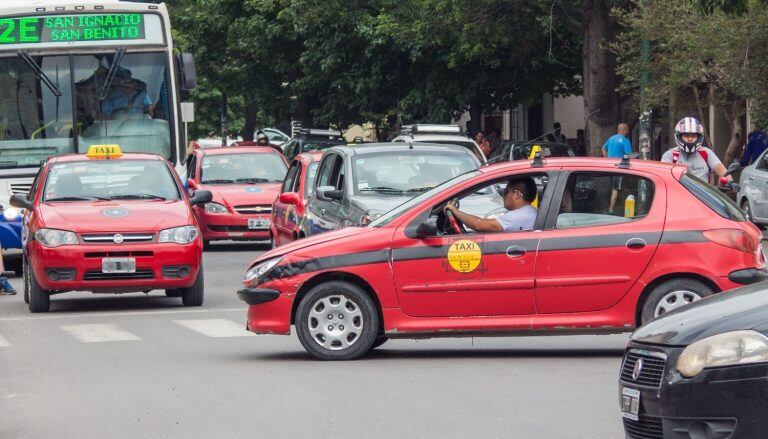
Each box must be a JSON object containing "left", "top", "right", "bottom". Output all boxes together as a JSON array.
[
  {"left": 305, "top": 142, "right": 504, "bottom": 236},
  {"left": 487, "top": 141, "right": 575, "bottom": 164},
  {"left": 619, "top": 281, "right": 768, "bottom": 438},
  {"left": 282, "top": 128, "right": 346, "bottom": 161}
]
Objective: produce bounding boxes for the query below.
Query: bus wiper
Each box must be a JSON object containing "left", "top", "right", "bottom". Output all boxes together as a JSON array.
[
  {"left": 46, "top": 196, "right": 110, "bottom": 202},
  {"left": 98, "top": 47, "right": 126, "bottom": 101},
  {"left": 17, "top": 51, "right": 62, "bottom": 97}
]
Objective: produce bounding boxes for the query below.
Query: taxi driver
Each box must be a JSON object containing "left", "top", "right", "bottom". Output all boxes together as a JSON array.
[{"left": 444, "top": 177, "right": 538, "bottom": 233}]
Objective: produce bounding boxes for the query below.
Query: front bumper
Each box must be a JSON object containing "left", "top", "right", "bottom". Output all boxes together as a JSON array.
[
  {"left": 29, "top": 241, "right": 202, "bottom": 292},
  {"left": 198, "top": 212, "right": 272, "bottom": 241},
  {"left": 728, "top": 267, "right": 768, "bottom": 285},
  {"left": 237, "top": 288, "right": 279, "bottom": 305},
  {"left": 620, "top": 343, "right": 768, "bottom": 438}
]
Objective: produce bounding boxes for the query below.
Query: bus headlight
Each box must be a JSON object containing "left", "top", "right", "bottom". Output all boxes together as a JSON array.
[{"left": 3, "top": 207, "right": 21, "bottom": 221}]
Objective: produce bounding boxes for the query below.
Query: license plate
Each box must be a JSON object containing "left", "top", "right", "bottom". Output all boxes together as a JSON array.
[
  {"left": 102, "top": 258, "right": 136, "bottom": 273},
  {"left": 248, "top": 218, "right": 270, "bottom": 230},
  {"left": 620, "top": 387, "right": 641, "bottom": 421}
]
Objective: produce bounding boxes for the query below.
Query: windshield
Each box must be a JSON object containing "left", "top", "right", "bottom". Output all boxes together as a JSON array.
[
  {"left": 354, "top": 151, "right": 478, "bottom": 195},
  {"left": 200, "top": 153, "right": 287, "bottom": 184},
  {"left": 369, "top": 170, "right": 480, "bottom": 227},
  {"left": 44, "top": 159, "right": 180, "bottom": 201}
]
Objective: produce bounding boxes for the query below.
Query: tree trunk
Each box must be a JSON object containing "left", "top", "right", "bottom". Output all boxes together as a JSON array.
[
  {"left": 242, "top": 100, "right": 257, "bottom": 141},
  {"left": 724, "top": 97, "right": 746, "bottom": 166},
  {"left": 582, "top": 0, "right": 621, "bottom": 156},
  {"left": 220, "top": 92, "right": 228, "bottom": 146},
  {"left": 297, "top": 95, "right": 315, "bottom": 128},
  {"left": 468, "top": 100, "right": 483, "bottom": 138}
]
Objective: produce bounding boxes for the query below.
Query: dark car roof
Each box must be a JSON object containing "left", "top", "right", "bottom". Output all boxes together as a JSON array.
[{"left": 324, "top": 142, "right": 475, "bottom": 157}]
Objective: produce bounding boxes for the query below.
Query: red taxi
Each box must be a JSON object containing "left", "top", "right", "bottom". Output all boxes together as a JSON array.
[
  {"left": 12, "top": 146, "right": 212, "bottom": 313},
  {"left": 271, "top": 152, "right": 323, "bottom": 247},
  {"left": 238, "top": 157, "right": 767, "bottom": 360},
  {"left": 185, "top": 146, "right": 288, "bottom": 248}
]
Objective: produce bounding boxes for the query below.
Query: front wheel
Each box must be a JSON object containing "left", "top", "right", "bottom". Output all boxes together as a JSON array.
[
  {"left": 180, "top": 266, "right": 204, "bottom": 306},
  {"left": 295, "top": 281, "right": 379, "bottom": 360},
  {"left": 640, "top": 278, "right": 714, "bottom": 324},
  {"left": 26, "top": 262, "right": 50, "bottom": 313}
]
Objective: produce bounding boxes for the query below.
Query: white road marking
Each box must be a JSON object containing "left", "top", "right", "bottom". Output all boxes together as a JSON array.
[
  {"left": 60, "top": 324, "right": 141, "bottom": 343},
  {"left": 0, "top": 307, "right": 243, "bottom": 322},
  {"left": 174, "top": 319, "right": 256, "bottom": 338},
  {"left": 0, "top": 335, "right": 9, "bottom": 347}
]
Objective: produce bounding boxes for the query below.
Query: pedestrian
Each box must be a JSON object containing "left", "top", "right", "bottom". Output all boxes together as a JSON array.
[
  {"left": 572, "top": 129, "right": 586, "bottom": 156},
  {"left": 0, "top": 245, "right": 16, "bottom": 295},
  {"left": 475, "top": 131, "right": 492, "bottom": 157},
  {"left": 546, "top": 122, "right": 567, "bottom": 143},
  {"left": 661, "top": 117, "right": 732, "bottom": 184},
  {"left": 602, "top": 123, "right": 632, "bottom": 158},
  {"left": 740, "top": 127, "right": 767, "bottom": 166}
]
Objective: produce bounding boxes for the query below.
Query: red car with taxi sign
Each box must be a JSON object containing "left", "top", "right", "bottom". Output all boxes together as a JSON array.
[
  {"left": 238, "top": 155, "right": 767, "bottom": 360},
  {"left": 12, "top": 145, "right": 213, "bottom": 313},
  {"left": 185, "top": 146, "right": 288, "bottom": 248},
  {"left": 271, "top": 152, "right": 323, "bottom": 247}
]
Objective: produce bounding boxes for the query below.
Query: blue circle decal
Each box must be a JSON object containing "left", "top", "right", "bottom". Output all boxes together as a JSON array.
[
  {"left": 244, "top": 187, "right": 263, "bottom": 193},
  {"left": 102, "top": 208, "right": 129, "bottom": 218}
]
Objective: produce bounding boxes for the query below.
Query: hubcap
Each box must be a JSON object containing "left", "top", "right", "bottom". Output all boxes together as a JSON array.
[
  {"left": 307, "top": 294, "right": 364, "bottom": 350},
  {"left": 654, "top": 290, "right": 702, "bottom": 317}
]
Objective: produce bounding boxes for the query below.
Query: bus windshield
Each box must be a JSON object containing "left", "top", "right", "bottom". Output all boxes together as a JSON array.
[{"left": 0, "top": 52, "right": 171, "bottom": 168}]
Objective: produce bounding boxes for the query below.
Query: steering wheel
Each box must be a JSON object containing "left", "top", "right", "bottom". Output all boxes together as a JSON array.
[{"left": 444, "top": 198, "right": 465, "bottom": 234}]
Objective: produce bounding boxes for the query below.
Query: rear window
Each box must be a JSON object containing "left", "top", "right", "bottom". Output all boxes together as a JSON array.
[{"left": 680, "top": 173, "right": 746, "bottom": 221}]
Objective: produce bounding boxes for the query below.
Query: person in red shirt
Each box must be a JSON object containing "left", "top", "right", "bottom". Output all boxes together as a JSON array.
[{"left": 475, "top": 131, "right": 492, "bottom": 156}]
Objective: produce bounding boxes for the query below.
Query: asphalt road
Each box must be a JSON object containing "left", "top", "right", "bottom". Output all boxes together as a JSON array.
[{"left": 1, "top": 241, "right": 636, "bottom": 438}]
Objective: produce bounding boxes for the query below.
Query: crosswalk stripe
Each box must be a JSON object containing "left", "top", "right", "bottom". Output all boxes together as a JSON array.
[
  {"left": 173, "top": 319, "right": 256, "bottom": 338},
  {"left": 0, "top": 335, "right": 9, "bottom": 347},
  {"left": 60, "top": 324, "right": 141, "bottom": 343}
]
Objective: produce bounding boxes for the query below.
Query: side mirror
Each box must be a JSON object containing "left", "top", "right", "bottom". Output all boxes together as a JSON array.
[
  {"left": 189, "top": 190, "right": 212, "bottom": 206},
  {"left": 187, "top": 178, "right": 198, "bottom": 190},
  {"left": 726, "top": 161, "right": 742, "bottom": 176},
  {"left": 177, "top": 53, "right": 198, "bottom": 91},
  {"left": 416, "top": 218, "right": 439, "bottom": 238},
  {"left": 10, "top": 194, "right": 32, "bottom": 209},
  {"left": 315, "top": 186, "right": 343, "bottom": 202},
  {"left": 279, "top": 192, "right": 300, "bottom": 205}
]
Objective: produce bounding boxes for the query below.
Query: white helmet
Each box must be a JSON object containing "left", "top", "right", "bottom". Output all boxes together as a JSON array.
[{"left": 674, "top": 117, "right": 705, "bottom": 154}]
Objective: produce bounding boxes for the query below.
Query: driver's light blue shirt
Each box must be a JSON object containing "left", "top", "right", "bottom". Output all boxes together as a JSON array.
[{"left": 495, "top": 204, "right": 537, "bottom": 232}]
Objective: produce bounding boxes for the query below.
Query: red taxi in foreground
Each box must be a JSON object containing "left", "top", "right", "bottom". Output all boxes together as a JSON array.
[
  {"left": 238, "top": 157, "right": 767, "bottom": 360},
  {"left": 271, "top": 152, "right": 323, "bottom": 247},
  {"left": 185, "top": 146, "right": 288, "bottom": 248},
  {"left": 12, "top": 146, "right": 212, "bottom": 313}
]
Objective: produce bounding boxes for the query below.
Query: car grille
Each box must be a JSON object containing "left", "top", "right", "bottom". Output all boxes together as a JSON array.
[
  {"left": 208, "top": 225, "right": 250, "bottom": 232},
  {"left": 8, "top": 181, "right": 32, "bottom": 196},
  {"left": 81, "top": 233, "right": 154, "bottom": 244},
  {"left": 620, "top": 349, "right": 667, "bottom": 388},
  {"left": 234, "top": 204, "right": 271, "bottom": 214},
  {"left": 84, "top": 251, "right": 153, "bottom": 258},
  {"left": 83, "top": 269, "right": 154, "bottom": 281},
  {"left": 623, "top": 415, "right": 663, "bottom": 439}
]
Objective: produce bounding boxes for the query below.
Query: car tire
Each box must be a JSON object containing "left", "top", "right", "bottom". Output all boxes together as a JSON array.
[
  {"left": 180, "top": 266, "right": 204, "bottom": 307},
  {"left": 371, "top": 337, "right": 388, "bottom": 349},
  {"left": 26, "top": 261, "right": 50, "bottom": 313},
  {"left": 641, "top": 278, "right": 714, "bottom": 324},
  {"left": 22, "top": 257, "right": 29, "bottom": 304},
  {"left": 165, "top": 289, "right": 182, "bottom": 298},
  {"left": 295, "top": 281, "right": 379, "bottom": 361}
]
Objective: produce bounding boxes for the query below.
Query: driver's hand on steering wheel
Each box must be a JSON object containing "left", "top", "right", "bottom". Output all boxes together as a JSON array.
[{"left": 444, "top": 198, "right": 459, "bottom": 214}]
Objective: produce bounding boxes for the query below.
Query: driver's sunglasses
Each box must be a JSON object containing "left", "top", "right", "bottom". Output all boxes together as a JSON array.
[{"left": 503, "top": 188, "right": 524, "bottom": 197}]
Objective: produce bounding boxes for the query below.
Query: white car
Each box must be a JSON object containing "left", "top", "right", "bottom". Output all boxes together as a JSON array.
[
  {"left": 737, "top": 149, "right": 768, "bottom": 226},
  {"left": 392, "top": 124, "right": 486, "bottom": 162}
]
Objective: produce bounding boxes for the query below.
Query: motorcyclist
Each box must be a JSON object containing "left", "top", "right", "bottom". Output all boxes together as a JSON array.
[{"left": 661, "top": 117, "right": 731, "bottom": 184}]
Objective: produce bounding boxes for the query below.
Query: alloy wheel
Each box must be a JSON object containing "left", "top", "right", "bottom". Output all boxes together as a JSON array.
[
  {"left": 307, "top": 294, "right": 364, "bottom": 350},
  {"left": 654, "top": 290, "right": 702, "bottom": 317}
]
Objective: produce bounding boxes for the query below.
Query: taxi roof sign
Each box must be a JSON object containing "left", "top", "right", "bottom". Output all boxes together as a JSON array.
[{"left": 87, "top": 145, "right": 123, "bottom": 159}]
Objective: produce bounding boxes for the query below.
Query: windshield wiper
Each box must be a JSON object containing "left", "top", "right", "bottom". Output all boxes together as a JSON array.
[
  {"left": 98, "top": 47, "right": 126, "bottom": 101},
  {"left": 405, "top": 186, "right": 435, "bottom": 193},
  {"left": 360, "top": 186, "right": 406, "bottom": 194},
  {"left": 109, "top": 194, "right": 166, "bottom": 200},
  {"left": 46, "top": 196, "right": 110, "bottom": 202},
  {"left": 202, "top": 179, "right": 235, "bottom": 184},
  {"left": 235, "top": 177, "right": 281, "bottom": 184},
  {"left": 18, "top": 51, "right": 62, "bottom": 97}
]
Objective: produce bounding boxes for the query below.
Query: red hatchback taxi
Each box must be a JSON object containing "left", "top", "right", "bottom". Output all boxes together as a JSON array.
[
  {"left": 186, "top": 146, "right": 288, "bottom": 248},
  {"left": 238, "top": 157, "right": 766, "bottom": 360},
  {"left": 271, "top": 152, "right": 323, "bottom": 247},
  {"left": 12, "top": 146, "right": 212, "bottom": 313}
]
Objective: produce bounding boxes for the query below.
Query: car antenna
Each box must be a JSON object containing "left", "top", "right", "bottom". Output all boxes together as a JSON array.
[
  {"left": 617, "top": 154, "right": 631, "bottom": 169},
  {"left": 531, "top": 151, "right": 544, "bottom": 168}
]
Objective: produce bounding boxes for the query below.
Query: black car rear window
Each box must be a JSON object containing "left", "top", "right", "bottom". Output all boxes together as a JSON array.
[{"left": 679, "top": 173, "right": 746, "bottom": 221}]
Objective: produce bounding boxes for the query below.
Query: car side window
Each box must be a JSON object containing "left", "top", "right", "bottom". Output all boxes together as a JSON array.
[
  {"left": 757, "top": 151, "right": 768, "bottom": 171},
  {"left": 332, "top": 157, "right": 346, "bottom": 191},
  {"left": 186, "top": 155, "right": 197, "bottom": 180},
  {"left": 282, "top": 162, "right": 300, "bottom": 193},
  {"left": 316, "top": 155, "right": 337, "bottom": 188},
  {"left": 556, "top": 172, "right": 654, "bottom": 229}
]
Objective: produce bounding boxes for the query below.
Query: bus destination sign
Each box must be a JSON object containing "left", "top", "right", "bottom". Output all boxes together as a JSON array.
[{"left": 0, "top": 14, "right": 146, "bottom": 45}]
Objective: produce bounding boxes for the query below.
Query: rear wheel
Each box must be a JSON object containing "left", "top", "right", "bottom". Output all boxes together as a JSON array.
[
  {"left": 641, "top": 278, "right": 714, "bottom": 324},
  {"left": 180, "top": 266, "right": 204, "bottom": 306},
  {"left": 295, "top": 281, "right": 379, "bottom": 360},
  {"left": 25, "top": 261, "right": 50, "bottom": 313}
]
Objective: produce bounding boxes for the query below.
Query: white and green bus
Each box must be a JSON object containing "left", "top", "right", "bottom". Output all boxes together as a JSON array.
[{"left": 0, "top": 0, "right": 196, "bottom": 251}]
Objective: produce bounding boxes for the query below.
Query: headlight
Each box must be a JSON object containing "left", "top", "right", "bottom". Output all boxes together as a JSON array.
[
  {"left": 244, "top": 257, "right": 283, "bottom": 283},
  {"left": 158, "top": 225, "right": 199, "bottom": 244},
  {"left": 3, "top": 207, "right": 21, "bottom": 221},
  {"left": 34, "top": 228, "right": 78, "bottom": 247},
  {"left": 205, "top": 202, "right": 228, "bottom": 214},
  {"left": 676, "top": 330, "right": 768, "bottom": 378}
]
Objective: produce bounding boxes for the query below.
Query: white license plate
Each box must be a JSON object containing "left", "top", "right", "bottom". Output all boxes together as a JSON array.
[
  {"left": 248, "top": 218, "right": 270, "bottom": 230},
  {"left": 102, "top": 258, "right": 136, "bottom": 273},
  {"left": 620, "top": 387, "right": 641, "bottom": 421}
]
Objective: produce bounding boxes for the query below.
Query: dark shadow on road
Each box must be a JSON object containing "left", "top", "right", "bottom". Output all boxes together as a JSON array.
[
  {"left": 204, "top": 241, "right": 271, "bottom": 252},
  {"left": 46, "top": 293, "right": 184, "bottom": 313}
]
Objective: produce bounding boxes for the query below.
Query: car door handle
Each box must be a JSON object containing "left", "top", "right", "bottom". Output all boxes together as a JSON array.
[
  {"left": 506, "top": 245, "right": 526, "bottom": 258},
  {"left": 626, "top": 238, "right": 646, "bottom": 249}
]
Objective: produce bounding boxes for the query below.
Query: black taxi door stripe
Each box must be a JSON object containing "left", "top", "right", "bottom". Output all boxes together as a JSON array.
[
  {"left": 537, "top": 232, "right": 662, "bottom": 252},
  {"left": 260, "top": 250, "right": 389, "bottom": 283},
  {"left": 659, "top": 230, "right": 707, "bottom": 244},
  {"left": 392, "top": 239, "right": 539, "bottom": 262}
]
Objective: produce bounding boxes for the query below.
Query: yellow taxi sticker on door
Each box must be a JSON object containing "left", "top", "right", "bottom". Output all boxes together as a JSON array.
[{"left": 447, "top": 240, "right": 482, "bottom": 273}]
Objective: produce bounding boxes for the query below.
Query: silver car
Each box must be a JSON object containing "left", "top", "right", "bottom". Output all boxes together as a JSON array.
[{"left": 737, "top": 149, "right": 768, "bottom": 225}]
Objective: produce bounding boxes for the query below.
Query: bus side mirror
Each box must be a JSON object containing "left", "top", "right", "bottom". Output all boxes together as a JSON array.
[{"left": 178, "top": 53, "right": 197, "bottom": 91}]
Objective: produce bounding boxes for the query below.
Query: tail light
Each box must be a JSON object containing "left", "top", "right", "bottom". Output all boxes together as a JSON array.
[{"left": 703, "top": 229, "right": 758, "bottom": 253}]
